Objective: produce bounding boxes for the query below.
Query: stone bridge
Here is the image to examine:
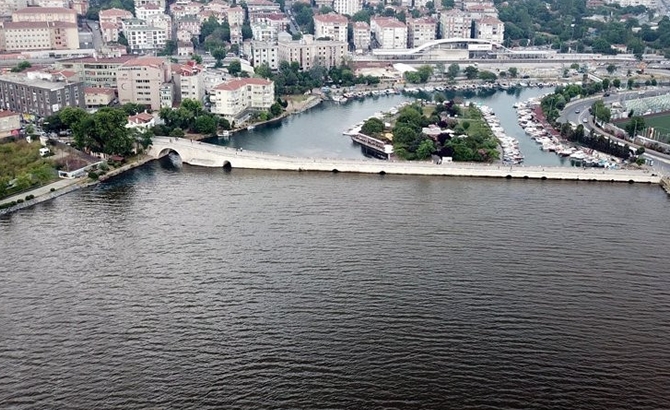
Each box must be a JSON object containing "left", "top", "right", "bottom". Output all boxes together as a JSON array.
[{"left": 147, "top": 137, "right": 662, "bottom": 184}]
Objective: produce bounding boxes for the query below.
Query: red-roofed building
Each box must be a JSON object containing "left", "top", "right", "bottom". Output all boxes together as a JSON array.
[
  {"left": 314, "top": 13, "right": 348, "bottom": 43},
  {"left": 211, "top": 78, "right": 274, "bottom": 121},
  {"left": 172, "top": 60, "right": 204, "bottom": 103},
  {"left": 371, "top": 17, "right": 407, "bottom": 49},
  {"left": 0, "top": 21, "right": 79, "bottom": 51},
  {"left": 126, "top": 112, "right": 156, "bottom": 129},
  {"left": 12, "top": 6, "right": 77, "bottom": 23}
]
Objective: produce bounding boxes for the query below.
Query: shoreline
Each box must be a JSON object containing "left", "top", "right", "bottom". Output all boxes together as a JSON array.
[{"left": 0, "top": 155, "right": 155, "bottom": 216}]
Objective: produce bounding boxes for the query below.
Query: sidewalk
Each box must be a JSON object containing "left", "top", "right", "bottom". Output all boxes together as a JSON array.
[{"left": 0, "top": 178, "right": 81, "bottom": 207}]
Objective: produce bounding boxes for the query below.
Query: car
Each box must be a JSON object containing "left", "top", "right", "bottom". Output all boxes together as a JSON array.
[
  {"left": 604, "top": 93, "right": 610, "bottom": 97},
  {"left": 575, "top": 109, "right": 580, "bottom": 114},
  {"left": 583, "top": 118, "right": 588, "bottom": 123}
]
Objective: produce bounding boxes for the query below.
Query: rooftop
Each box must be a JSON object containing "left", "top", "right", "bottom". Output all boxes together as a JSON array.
[
  {"left": 128, "top": 112, "right": 154, "bottom": 123},
  {"left": 372, "top": 17, "right": 406, "bottom": 29},
  {"left": 214, "top": 78, "right": 272, "bottom": 91},
  {"left": 0, "top": 110, "right": 19, "bottom": 118},
  {"left": 59, "top": 55, "right": 136, "bottom": 64},
  {"left": 2, "top": 21, "right": 77, "bottom": 29},
  {"left": 85, "top": 87, "right": 116, "bottom": 95},
  {"left": 477, "top": 16, "right": 503, "bottom": 24},
  {"left": 0, "top": 74, "right": 81, "bottom": 90},
  {"left": 137, "top": 3, "right": 161, "bottom": 9},
  {"left": 14, "top": 6, "right": 77, "bottom": 14},
  {"left": 353, "top": 21, "right": 370, "bottom": 29},
  {"left": 98, "top": 7, "right": 133, "bottom": 16},
  {"left": 121, "top": 56, "right": 168, "bottom": 67},
  {"left": 314, "top": 13, "right": 348, "bottom": 24}
]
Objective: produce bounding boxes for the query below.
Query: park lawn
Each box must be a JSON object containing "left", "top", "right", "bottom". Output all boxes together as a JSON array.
[{"left": 0, "top": 140, "right": 57, "bottom": 198}]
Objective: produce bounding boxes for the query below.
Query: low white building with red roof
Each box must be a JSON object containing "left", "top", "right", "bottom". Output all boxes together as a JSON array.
[
  {"left": 126, "top": 112, "right": 156, "bottom": 129},
  {"left": 210, "top": 78, "right": 274, "bottom": 121}
]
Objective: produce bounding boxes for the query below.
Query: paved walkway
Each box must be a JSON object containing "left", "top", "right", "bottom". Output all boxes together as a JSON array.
[{"left": 0, "top": 178, "right": 81, "bottom": 206}]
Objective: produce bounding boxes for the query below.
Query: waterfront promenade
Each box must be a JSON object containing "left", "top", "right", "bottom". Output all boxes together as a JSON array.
[{"left": 149, "top": 137, "right": 662, "bottom": 184}]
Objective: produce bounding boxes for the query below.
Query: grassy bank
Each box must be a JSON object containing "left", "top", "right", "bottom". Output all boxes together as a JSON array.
[{"left": 0, "top": 140, "right": 57, "bottom": 199}]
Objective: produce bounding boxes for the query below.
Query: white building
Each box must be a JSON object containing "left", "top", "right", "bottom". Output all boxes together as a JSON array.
[
  {"left": 370, "top": 17, "right": 407, "bottom": 49},
  {"left": 440, "top": 9, "right": 471, "bottom": 39},
  {"left": 0, "top": 21, "right": 79, "bottom": 51},
  {"left": 604, "top": 0, "right": 657, "bottom": 7},
  {"left": 210, "top": 78, "right": 275, "bottom": 121},
  {"left": 122, "top": 18, "right": 168, "bottom": 52},
  {"left": 172, "top": 61, "right": 204, "bottom": 103},
  {"left": 474, "top": 16, "right": 504, "bottom": 44},
  {"left": 251, "top": 22, "right": 278, "bottom": 42},
  {"left": 251, "top": 41, "right": 279, "bottom": 69},
  {"left": 134, "top": 0, "right": 165, "bottom": 12},
  {"left": 0, "top": 0, "right": 27, "bottom": 18},
  {"left": 277, "top": 33, "right": 347, "bottom": 70},
  {"left": 135, "top": 4, "right": 162, "bottom": 20},
  {"left": 313, "top": 13, "right": 348, "bottom": 43},
  {"left": 333, "top": 0, "right": 360, "bottom": 16},
  {"left": 407, "top": 17, "right": 436, "bottom": 48},
  {"left": 352, "top": 21, "right": 370, "bottom": 51}
]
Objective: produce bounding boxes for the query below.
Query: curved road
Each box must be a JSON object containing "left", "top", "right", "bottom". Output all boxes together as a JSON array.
[{"left": 559, "top": 88, "right": 670, "bottom": 170}]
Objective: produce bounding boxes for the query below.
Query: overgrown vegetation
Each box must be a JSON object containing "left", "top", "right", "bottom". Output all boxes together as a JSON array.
[{"left": 0, "top": 140, "right": 56, "bottom": 199}]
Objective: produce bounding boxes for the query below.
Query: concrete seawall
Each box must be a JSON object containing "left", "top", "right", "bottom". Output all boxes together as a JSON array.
[{"left": 149, "top": 137, "right": 662, "bottom": 184}]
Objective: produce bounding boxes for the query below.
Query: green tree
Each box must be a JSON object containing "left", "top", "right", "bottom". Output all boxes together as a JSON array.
[
  {"left": 72, "top": 108, "right": 134, "bottom": 156},
  {"left": 416, "top": 139, "right": 435, "bottom": 159},
  {"left": 508, "top": 67, "right": 518, "bottom": 78},
  {"left": 417, "top": 65, "right": 433, "bottom": 82},
  {"left": 613, "top": 78, "right": 621, "bottom": 88},
  {"left": 602, "top": 78, "right": 610, "bottom": 89},
  {"left": 254, "top": 62, "right": 273, "bottom": 78},
  {"left": 464, "top": 65, "right": 479, "bottom": 80},
  {"left": 270, "top": 102, "right": 283, "bottom": 117},
  {"left": 121, "top": 102, "right": 147, "bottom": 115},
  {"left": 478, "top": 70, "right": 497, "bottom": 82},
  {"left": 447, "top": 63, "right": 460, "bottom": 80},
  {"left": 361, "top": 118, "right": 384, "bottom": 135},
  {"left": 228, "top": 59, "right": 242, "bottom": 76},
  {"left": 194, "top": 115, "right": 217, "bottom": 134},
  {"left": 169, "top": 127, "right": 185, "bottom": 138},
  {"left": 606, "top": 64, "right": 617, "bottom": 74},
  {"left": 191, "top": 54, "right": 203, "bottom": 64},
  {"left": 625, "top": 116, "right": 646, "bottom": 138},
  {"left": 627, "top": 78, "right": 634, "bottom": 89}
]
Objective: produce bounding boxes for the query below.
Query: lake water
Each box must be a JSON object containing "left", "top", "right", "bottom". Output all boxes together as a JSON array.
[{"left": 1, "top": 160, "right": 669, "bottom": 409}]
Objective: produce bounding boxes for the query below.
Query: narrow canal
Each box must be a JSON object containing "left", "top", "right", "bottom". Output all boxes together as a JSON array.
[{"left": 212, "top": 87, "right": 570, "bottom": 167}]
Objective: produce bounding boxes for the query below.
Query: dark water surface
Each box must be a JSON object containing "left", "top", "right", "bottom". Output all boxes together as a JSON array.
[{"left": 1, "top": 162, "right": 670, "bottom": 409}]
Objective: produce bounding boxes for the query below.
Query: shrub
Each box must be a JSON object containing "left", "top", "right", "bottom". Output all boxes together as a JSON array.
[
  {"left": 25, "top": 194, "right": 34, "bottom": 200},
  {"left": 99, "top": 163, "right": 110, "bottom": 172},
  {"left": 50, "top": 188, "right": 55, "bottom": 192},
  {"left": 16, "top": 199, "right": 24, "bottom": 203},
  {"left": 88, "top": 171, "right": 99, "bottom": 180}
]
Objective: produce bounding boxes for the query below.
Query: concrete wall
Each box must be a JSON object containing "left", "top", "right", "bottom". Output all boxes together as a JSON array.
[{"left": 148, "top": 137, "right": 662, "bottom": 184}]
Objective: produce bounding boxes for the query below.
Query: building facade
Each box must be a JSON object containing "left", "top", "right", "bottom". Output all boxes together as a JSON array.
[
  {"left": 122, "top": 18, "right": 168, "bottom": 52},
  {"left": 473, "top": 16, "right": 504, "bottom": 44},
  {"left": 370, "top": 17, "right": 407, "bottom": 49},
  {"left": 277, "top": 33, "right": 347, "bottom": 70},
  {"left": 210, "top": 78, "right": 274, "bottom": 121},
  {"left": 116, "top": 56, "right": 172, "bottom": 110},
  {"left": 251, "top": 40, "right": 278, "bottom": 69},
  {"left": 333, "top": 0, "right": 360, "bottom": 16},
  {"left": 407, "top": 17, "right": 436, "bottom": 48},
  {"left": 314, "top": 13, "right": 348, "bottom": 43},
  {"left": 0, "top": 21, "right": 78, "bottom": 51},
  {"left": 84, "top": 87, "right": 115, "bottom": 108},
  {"left": 12, "top": 6, "right": 77, "bottom": 23},
  {"left": 56, "top": 55, "right": 136, "bottom": 88},
  {"left": 440, "top": 9, "right": 472, "bottom": 39},
  {"left": 172, "top": 61, "right": 204, "bottom": 103},
  {"left": 0, "top": 74, "right": 84, "bottom": 117},
  {"left": 0, "top": 110, "right": 20, "bottom": 138},
  {"left": 352, "top": 21, "right": 370, "bottom": 51}
]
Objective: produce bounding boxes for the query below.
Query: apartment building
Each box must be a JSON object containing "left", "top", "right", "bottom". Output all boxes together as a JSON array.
[
  {"left": 227, "top": 6, "right": 245, "bottom": 26},
  {"left": 134, "top": 0, "right": 165, "bottom": 11},
  {"left": 135, "top": 3, "right": 162, "bottom": 20},
  {"left": 370, "top": 17, "right": 407, "bottom": 49},
  {"left": 314, "top": 13, "right": 348, "bottom": 43},
  {"left": 0, "top": 21, "right": 78, "bottom": 51},
  {"left": 56, "top": 55, "right": 136, "bottom": 88},
  {"left": 176, "top": 41, "right": 193, "bottom": 56},
  {"left": 84, "top": 87, "right": 115, "bottom": 108},
  {"left": 249, "top": 12, "right": 289, "bottom": 32},
  {"left": 251, "top": 23, "right": 277, "bottom": 42},
  {"left": 251, "top": 40, "right": 278, "bottom": 69},
  {"left": 440, "top": 9, "right": 471, "bottom": 39},
  {"left": 116, "top": 56, "right": 172, "bottom": 110},
  {"left": 203, "top": 0, "right": 227, "bottom": 13},
  {"left": 474, "top": 16, "right": 504, "bottom": 44},
  {"left": 146, "top": 13, "right": 172, "bottom": 37},
  {"left": 407, "top": 17, "right": 436, "bottom": 48},
  {"left": 176, "top": 16, "right": 199, "bottom": 42},
  {"left": 0, "top": 0, "right": 27, "bottom": 18},
  {"left": 333, "top": 0, "right": 360, "bottom": 16},
  {"left": 99, "top": 8, "right": 133, "bottom": 43},
  {"left": 246, "top": 0, "right": 280, "bottom": 12},
  {"left": 352, "top": 21, "right": 370, "bottom": 51},
  {"left": 171, "top": 61, "right": 203, "bottom": 103},
  {"left": 32, "top": 0, "right": 68, "bottom": 8},
  {"left": 464, "top": 2, "right": 498, "bottom": 19},
  {"left": 12, "top": 6, "right": 77, "bottom": 23},
  {"left": 122, "top": 18, "right": 168, "bottom": 52},
  {"left": 210, "top": 78, "right": 274, "bottom": 121},
  {"left": 277, "top": 33, "right": 347, "bottom": 70},
  {"left": 0, "top": 73, "right": 85, "bottom": 117},
  {"left": 70, "top": 0, "right": 88, "bottom": 15}
]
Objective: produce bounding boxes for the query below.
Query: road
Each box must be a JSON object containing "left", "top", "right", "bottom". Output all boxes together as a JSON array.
[
  {"left": 85, "top": 19, "right": 103, "bottom": 51},
  {"left": 559, "top": 88, "right": 670, "bottom": 169}
]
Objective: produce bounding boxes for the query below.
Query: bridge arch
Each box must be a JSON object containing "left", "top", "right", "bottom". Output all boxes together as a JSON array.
[{"left": 158, "top": 147, "right": 182, "bottom": 159}]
